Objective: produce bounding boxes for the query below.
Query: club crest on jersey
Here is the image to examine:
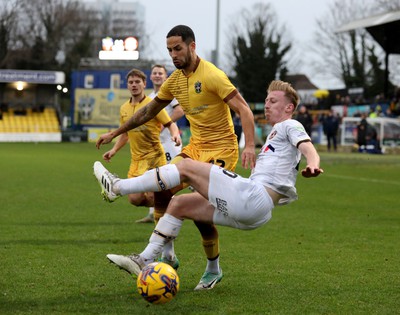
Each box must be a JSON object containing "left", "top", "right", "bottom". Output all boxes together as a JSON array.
[
  {"left": 194, "top": 81, "right": 202, "bottom": 94},
  {"left": 269, "top": 130, "right": 277, "bottom": 140}
]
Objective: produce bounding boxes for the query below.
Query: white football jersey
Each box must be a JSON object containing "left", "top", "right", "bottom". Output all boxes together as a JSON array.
[{"left": 250, "top": 119, "right": 311, "bottom": 205}]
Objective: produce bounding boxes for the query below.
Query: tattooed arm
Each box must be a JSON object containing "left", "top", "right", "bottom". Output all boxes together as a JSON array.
[{"left": 96, "top": 98, "right": 169, "bottom": 148}]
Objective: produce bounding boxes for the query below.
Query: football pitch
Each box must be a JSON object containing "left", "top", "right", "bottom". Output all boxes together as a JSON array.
[{"left": 1, "top": 142, "right": 399, "bottom": 314}]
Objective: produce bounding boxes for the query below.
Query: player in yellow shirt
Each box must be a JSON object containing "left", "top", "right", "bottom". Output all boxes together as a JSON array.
[
  {"left": 136, "top": 64, "right": 185, "bottom": 224},
  {"left": 96, "top": 25, "right": 256, "bottom": 290},
  {"left": 100, "top": 68, "right": 181, "bottom": 210}
]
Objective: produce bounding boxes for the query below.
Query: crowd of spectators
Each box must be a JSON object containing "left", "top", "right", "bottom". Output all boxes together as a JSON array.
[{"left": 292, "top": 87, "right": 400, "bottom": 153}]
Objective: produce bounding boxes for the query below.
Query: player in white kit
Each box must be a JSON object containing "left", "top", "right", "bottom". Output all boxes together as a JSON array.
[
  {"left": 135, "top": 65, "right": 184, "bottom": 223},
  {"left": 94, "top": 80, "right": 323, "bottom": 276}
]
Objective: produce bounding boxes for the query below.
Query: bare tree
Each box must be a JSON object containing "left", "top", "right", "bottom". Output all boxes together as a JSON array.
[
  {"left": 311, "top": 0, "right": 373, "bottom": 87},
  {"left": 311, "top": 0, "right": 399, "bottom": 95},
  {"left": 226, "top": 3, "right": 291, "bottom": 102},
  {"left": 10, "top": 0, "right": 97, "bottom": 70},
  {"left": 0, "top": 0, "right": 21, "bottom": 68}
]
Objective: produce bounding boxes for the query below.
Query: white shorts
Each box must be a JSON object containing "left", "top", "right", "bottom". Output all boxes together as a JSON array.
[
  {"left": 208, "top": 165, "right": 273, "bottom": 230},
  {"left": 162, "top": 139, "right": 182, "bottom": 164}
]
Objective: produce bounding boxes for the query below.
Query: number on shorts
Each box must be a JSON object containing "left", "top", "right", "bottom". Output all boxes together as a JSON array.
[{"left": 222, "top": 169, "right": 238, "bottom": 178}]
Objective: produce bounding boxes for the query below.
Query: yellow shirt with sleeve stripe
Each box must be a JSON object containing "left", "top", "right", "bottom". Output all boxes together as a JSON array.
[
  {"left": 157, "top": 58, "right": 238, "bottom": 150},
  {"left": 120, "top": 95, "right": 172, "bottom": 160}
]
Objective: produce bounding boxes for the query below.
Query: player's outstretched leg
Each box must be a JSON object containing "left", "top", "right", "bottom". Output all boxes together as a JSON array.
[
  {"left": 107, "top": 214, "right": 182, "bottom": 275},
  {"left": 93, "top": 161, "right": 121, "bottom": 202},
  {"left": 94, "top": 161, "right": 181, "bottom": 198},
  {"left": 106, "top": 253, "right": 145, "bottom": 276}
]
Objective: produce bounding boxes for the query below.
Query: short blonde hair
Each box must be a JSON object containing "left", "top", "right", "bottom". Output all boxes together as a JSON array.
[{"left": 267, "top": 80, "right": 300, "bottom": 110}]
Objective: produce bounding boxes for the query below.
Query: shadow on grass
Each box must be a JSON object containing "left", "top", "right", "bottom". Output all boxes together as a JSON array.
[
  {"left": 0, "top": 238, "right": 141, "bottom": 246},
  {"left": 0, "top": 290, "right": 141, "bottom": 314},
  {"left": 0, "top": 287, "right": 212, "bottom": 314},
  {"left": 3, "top": 221, "right": 134, "bottom": 227}
]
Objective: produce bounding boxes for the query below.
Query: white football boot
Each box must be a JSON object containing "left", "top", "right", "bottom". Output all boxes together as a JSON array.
[
  {"left": 93, "top": 161, "right": 121, "bottom": 202},
  {"left": 106, "top": 253, "right": 145, "bottom": 276}
]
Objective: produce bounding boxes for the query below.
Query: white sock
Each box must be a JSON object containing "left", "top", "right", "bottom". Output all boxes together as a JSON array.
[
  {"left": 206, "top": 256, "right": 220, "bottom": 274},
  {"left": 140, "top": 213, "right": 183, "bottom": 262},
  {"left": 115, "top": 164, "right": 181, "bottom": 196},
  {"left": 148, "top": 207, "right": 154, "bottom": 215},
  {"left": 162, "top": 239, "right": 175, "bottom": 261}
]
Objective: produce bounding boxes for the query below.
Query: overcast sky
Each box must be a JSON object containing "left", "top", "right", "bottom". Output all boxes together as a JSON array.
[{"left": 133, "top": 0, "right": 340, "bottom": 89}]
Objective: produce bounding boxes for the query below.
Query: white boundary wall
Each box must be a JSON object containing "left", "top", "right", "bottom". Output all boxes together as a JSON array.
[{"left": 0, "top": 132, "right": 61, "bottom": 142}]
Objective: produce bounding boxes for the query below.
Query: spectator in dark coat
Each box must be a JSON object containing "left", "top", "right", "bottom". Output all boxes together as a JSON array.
[
  {"left": 357, "top": 117, "right": 368, "bottom": 149},
  {"left": 295, "top": 105, "right": 313, "bottom": 137},
  {"left": 356, "top": 114, "right": 381, "bottom": 153},
  {"left": 321, "top": 110, "right": 340, "bottom": 152}
]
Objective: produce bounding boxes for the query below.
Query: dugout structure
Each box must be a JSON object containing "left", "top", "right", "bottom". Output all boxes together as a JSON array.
[
  {"left": 341, "top": 117, "right": 400, "bottom": 151},
  {"left": 0, "top": 69, "right": 65, "bottom": 142}
]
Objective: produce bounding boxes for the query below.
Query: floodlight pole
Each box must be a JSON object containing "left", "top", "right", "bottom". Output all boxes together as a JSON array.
[{"left": 215, "top": 0, "right": 220, "bottom": 67}]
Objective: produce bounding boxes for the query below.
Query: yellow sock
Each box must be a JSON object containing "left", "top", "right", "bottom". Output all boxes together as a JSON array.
[{"left": 202, "top": 239, "right": 219, "bottom": 260}]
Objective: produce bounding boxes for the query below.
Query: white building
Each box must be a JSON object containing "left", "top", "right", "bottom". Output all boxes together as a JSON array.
[
  {"left": 79, "top": 0, "right": 148, "bottom": 68},
  {"left": 83, "top": 0, "right": 145, "bottom": 38}
]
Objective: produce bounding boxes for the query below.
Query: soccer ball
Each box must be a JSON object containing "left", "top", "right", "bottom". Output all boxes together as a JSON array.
[{"left": 137, "top": 262, "right": 180, "bottom": 304}]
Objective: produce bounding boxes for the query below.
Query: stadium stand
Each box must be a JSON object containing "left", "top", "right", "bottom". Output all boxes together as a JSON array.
[
  {"left": 0, "top": 107, "right": 60, "bottom": 133},
  {"left": 0, "top": 106, "right": 61, "bottom": 142}
]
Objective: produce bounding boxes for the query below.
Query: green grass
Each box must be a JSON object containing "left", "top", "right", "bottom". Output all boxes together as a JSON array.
[{"left": 0, "top": 143, "right": 399, "bottom": 314}]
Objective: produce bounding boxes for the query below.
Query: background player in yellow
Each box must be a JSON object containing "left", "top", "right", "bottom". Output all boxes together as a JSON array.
[
  {"left": 136, "top": 64, "right": 185, "bottom": 224},
  {"left": 99, "top": 68, "right": 181, "bottom": 209},
  {"left": 96, "top": 25, "right": 256, "bottom": 290}
]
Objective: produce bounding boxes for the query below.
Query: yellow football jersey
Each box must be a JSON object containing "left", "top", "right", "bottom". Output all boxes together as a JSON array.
[
  {"left": 157, "top": 58, "right": 238, "bottom": 150},
  {"left": 120, "top": 95, "right": 171, "bottom": 160}
]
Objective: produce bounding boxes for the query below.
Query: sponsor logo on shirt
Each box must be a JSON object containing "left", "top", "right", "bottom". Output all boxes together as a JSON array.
[{"left": 262, "top": 144, "right": 275, "bottom": 153}]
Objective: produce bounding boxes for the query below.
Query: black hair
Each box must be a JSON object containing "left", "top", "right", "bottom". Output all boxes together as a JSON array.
[{"left": 166, "top": 25, "right": 195, "bottom": 44}]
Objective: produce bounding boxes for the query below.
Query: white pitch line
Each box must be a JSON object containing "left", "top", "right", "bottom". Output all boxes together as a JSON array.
[{"left": 324, "top": 174, "right": 400, "bottom": 186}]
